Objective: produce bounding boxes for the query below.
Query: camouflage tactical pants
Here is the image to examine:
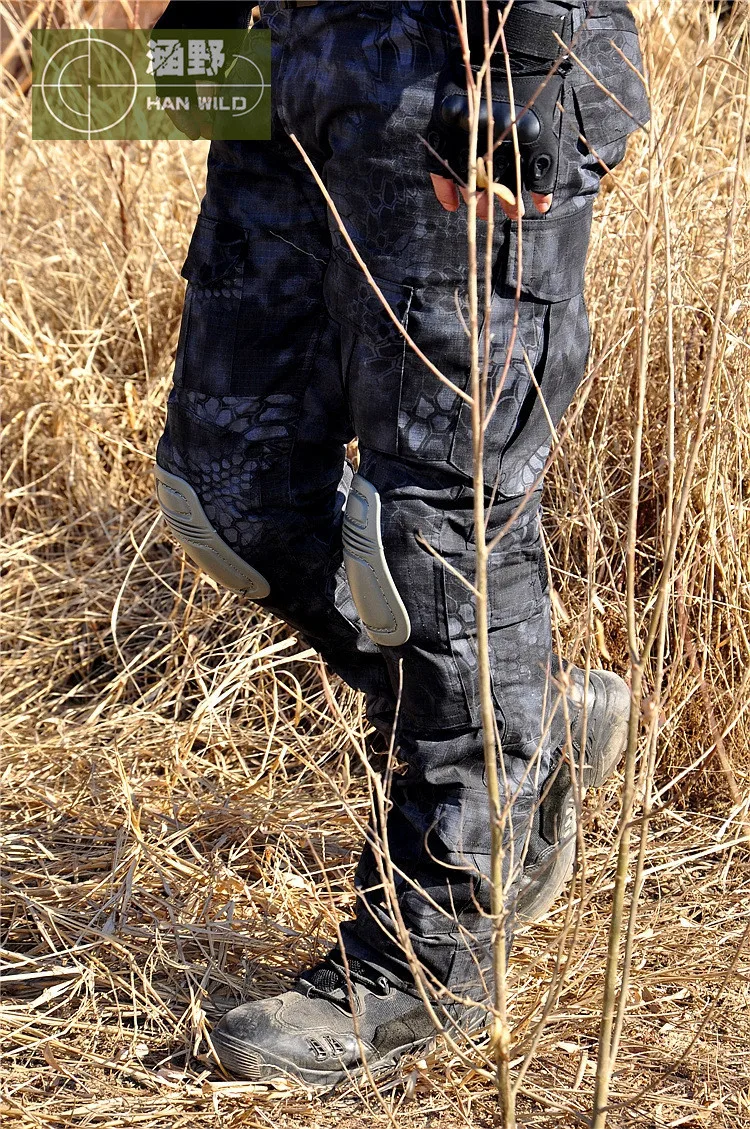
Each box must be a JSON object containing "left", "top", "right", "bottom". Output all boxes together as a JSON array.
[{"left": 156, "top": 1, "right": 646, "bottom": 994}]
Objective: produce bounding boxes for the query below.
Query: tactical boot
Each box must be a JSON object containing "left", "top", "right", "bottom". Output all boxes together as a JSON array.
[
  {"left": 516, "top": 666, "right": 630, "bottom": 923},
  {"left": 210, "top": 952, "right": 440, "bottom": 1087}
]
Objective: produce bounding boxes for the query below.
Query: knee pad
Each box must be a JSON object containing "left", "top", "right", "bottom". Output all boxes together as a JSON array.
[
  {"left": 154, "top": 466, "right": 270, "bottom": 598},
  {"left": 343, "top": 474, "right": 410, "bottom": 647}
]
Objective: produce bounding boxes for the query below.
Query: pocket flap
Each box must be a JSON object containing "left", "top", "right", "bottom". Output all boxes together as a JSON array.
[
  {"left": 323, "top": 252, "right": 412, "bottom": 352},
  {"left": 505, "top": 201, "right": 594, "bottom": 302},
  {"left": 181, "top": 215, "right": 248, "bottom": 285}
]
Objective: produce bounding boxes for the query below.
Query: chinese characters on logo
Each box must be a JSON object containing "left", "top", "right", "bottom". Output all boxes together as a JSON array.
[{"left": 147, "top": 38, "right": 226, "bottom": 78}]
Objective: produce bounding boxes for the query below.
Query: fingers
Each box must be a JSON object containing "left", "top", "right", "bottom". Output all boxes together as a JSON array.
[
  {"left": 433, "top": 170, "right": 503, "bottom": 219},
  {"left": 168, "top": 109, "right": 214, "bottom": 141},
  {"left": 492, "top": 185, "right": 523, "bottom": 220},
  {"left": 459, "top": 185, "right": 491, "bottom": 220},
  {"left": 532, "top": 192, "right": 553, "bottom": 214},
  {"left": 468, "top": 184, "right": 524, "bottom": 220},
  {"left": 430, "top": 173, "right": 460, "bottom": 211},
  {"left": 431, "top": 175, "right": 552, "bottom": 220}
]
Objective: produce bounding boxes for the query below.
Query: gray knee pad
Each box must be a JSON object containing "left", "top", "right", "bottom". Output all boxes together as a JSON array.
[
  {"left": 343, "top": 474, "right": 411, "bottom": 647},
  {"left": 154, "top": 466, "right": 270, "bottom": 598}
]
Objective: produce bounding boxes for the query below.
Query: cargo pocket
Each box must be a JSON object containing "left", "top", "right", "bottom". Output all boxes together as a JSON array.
[
  {"left": 173, "top": 214, "right": 248, "bottom": 395},
  {"left": 323, "top": 251, "right": 413, "bottom": 457},
  {"left": 448, "top": 201, "right": 594, "bottom": 496},
  {"left": 500, "top": 205, "right": 594, "bottom": 497},
  {"left": 504, "top": 200, "right": 594, "bottom": 302},
  {"left": 442, "top": 537, "right": 545, "bottom": 727}
]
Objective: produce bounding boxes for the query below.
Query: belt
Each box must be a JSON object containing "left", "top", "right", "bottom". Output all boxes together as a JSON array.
[{"left": 252, "top": 1, "right": 318, "bottom": 23}]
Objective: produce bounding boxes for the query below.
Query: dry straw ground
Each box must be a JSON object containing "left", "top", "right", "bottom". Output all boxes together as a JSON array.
[{"left": 1, "top": 2, "right": 749, "bottom": 1127}]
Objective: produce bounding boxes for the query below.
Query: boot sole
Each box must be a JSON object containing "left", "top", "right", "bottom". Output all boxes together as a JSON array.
[
  {"left": 210, "top": 1026, "right": 437, "bottom": 1089},
  {"left": 211, "top": 1003, "right": 489, "bottom": 1090},
  {"left": 516, "top": 671, "right": 630, "bottom": 924}
]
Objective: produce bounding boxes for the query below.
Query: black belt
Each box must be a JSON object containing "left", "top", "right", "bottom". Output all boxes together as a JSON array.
[
  {"left": 276, "top": 1, "right": 570, "bottom": 57},
  {"left": 254, "top": 1, "right": 318, "bottom": 19}
]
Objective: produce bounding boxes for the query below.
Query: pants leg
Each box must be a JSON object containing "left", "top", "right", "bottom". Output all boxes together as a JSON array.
[
  {"left": 158, "top": 1, "right": 646, "bottom": 997},
  {"left": 265, "top": 0, "right": 644, "bottom": 993},
  {"left": 156, "top": 124, "right": 396, "bottom": 709}
]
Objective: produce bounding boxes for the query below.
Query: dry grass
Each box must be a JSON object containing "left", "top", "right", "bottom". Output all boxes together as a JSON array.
[{"left": 1, "top": 1, "right": 749, "bottom": 1126}]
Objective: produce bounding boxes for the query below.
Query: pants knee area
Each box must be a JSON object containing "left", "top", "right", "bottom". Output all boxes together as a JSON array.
[
  {"left": 343, "top": 472, "right": 411, "bottom": 647},
  {"left": 155, "top": 465, "right": 270, "bottom": 597}
]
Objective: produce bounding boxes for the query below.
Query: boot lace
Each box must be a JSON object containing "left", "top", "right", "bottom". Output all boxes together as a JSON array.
[{"left": 298, "top": 952, "right": 391, "bottom": 1007}]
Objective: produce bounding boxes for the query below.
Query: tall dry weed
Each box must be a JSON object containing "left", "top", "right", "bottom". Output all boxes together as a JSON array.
[{"left": 1, "top": 2, "right": 749, "bottom": 1127}]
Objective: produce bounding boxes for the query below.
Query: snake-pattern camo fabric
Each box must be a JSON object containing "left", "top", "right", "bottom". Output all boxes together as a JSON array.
[{"left": 156, "top": 2, "right": 648, "bottom": 994}]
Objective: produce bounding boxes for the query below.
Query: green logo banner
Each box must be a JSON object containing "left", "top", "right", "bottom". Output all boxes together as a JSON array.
[{"left": 32, "top": 29, "right": 271, "bottom": 141}]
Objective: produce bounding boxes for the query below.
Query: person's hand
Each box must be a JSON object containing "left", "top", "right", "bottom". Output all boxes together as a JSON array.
[
  {"left": 425, "top": 53, "right": 564, "bottom": 221},
  {"left": 156, "top": 77, "right": 218, "bottom": 140},
  {"left": 430, "top": 171, "right": 552, "bottom": 220},
  {"left": 166, "top": 104, "right": 213, "bottom": 140}
]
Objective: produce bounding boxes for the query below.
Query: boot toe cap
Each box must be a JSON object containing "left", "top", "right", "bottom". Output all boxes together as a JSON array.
[{"left": 211, "top": 993, "right": 365, "bottom": 1085}]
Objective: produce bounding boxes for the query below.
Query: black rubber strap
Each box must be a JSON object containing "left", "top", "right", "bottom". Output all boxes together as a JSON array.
[
  {"left": 466, "top": 4, "right": 572, "bottom": 67},
  {"left": 502, "top": 7, "right": 570, "bottom": 60}
]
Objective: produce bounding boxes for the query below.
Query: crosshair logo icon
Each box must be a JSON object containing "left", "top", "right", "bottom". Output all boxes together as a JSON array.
[{"left": 40, "top": 31, "right": 138, "bottom": 137}]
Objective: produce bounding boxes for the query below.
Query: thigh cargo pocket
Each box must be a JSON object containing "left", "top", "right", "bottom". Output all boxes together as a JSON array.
[
  {"left": 449, "top": 202, "right": 594, "bottom": 495},
  {"left": 324, "top": 253, "right": 471, "bottom": 468},
  {"left": 442, "top": 530, "right": 546, "bottom": 728},
  {"left": 325, "top": 202, "right": 593, "bottom": 496},
  {"left": 323, "top": 251, "right": 413, "bottom": 457},
  {"left": 174, "top": 215, "right": 248, "bottom": 395}
]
